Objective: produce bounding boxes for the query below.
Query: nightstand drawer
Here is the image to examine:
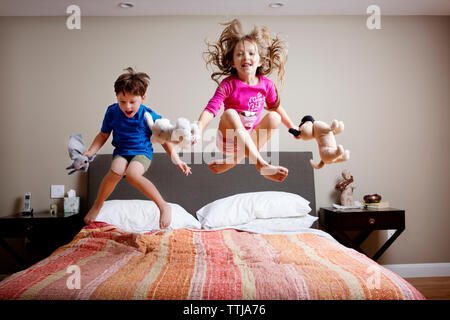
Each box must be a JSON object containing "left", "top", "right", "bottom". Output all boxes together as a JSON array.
[{"left": 335, "top": 213, "right": 404, "bottom": 229}]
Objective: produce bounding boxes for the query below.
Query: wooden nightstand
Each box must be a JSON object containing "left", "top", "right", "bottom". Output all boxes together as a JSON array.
[
  {"left": 318, "top": 207, "right": 405, "bottom": 261},
  {"left": 0, "top": 212, "right": 84, "bottom": 269}
]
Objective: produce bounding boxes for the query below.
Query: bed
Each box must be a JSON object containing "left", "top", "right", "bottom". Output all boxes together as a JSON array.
[{"left": 0, "top": 152, "right": 424, "bottom": 300}]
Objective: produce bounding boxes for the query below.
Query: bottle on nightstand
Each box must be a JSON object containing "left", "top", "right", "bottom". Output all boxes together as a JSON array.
[{"left": 50, "top": 204, "right": 58, "bottom": 216}]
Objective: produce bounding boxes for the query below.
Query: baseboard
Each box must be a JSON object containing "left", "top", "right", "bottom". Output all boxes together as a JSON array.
[{"left": 382, "top": 263, "right": 450, "bottom": 278}]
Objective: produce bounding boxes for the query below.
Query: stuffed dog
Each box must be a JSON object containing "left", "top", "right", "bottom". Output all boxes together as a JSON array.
[
  {"left": 289, "top": 115, "right": 350, "bottom": 169},
  {"left": 144, "top": 112, "right": 200, "bottom": 150}
]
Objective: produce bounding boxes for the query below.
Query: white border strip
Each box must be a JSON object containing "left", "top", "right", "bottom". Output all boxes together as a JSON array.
[{"left": 382, "top": 263, "right": 450, "bottom": 278}]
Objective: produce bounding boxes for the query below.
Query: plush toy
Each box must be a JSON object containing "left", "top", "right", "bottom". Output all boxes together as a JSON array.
[
  {"left": 144, "top": 112, "right": 200, "bottom": 150},
  {"left": 289, "top": 115, "right": 350, "bottom": 169},
  {"left": 66, "top": 134, "right": 96, "bottom": 175}
]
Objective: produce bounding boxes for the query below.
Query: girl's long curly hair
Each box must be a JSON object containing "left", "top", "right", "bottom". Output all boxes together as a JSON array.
[{"left": 204, "top": 19, "right": 288, "bottom": 88}]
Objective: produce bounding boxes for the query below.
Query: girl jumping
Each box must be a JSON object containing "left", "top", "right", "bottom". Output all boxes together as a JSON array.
[{"left": 196, "top": 19, "right": 299, "bottom": 182}]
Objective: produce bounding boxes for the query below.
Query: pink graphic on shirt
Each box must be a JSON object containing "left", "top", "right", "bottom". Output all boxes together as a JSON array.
[{"left": 248, "top": 93, "right": 265, "bottom": 112}]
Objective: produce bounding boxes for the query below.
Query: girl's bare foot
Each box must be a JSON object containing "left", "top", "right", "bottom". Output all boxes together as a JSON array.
[
  {"left": 84, "top": 206, "right": 101, "bottom": 224},
  {"left": 159, "top": 204, "right": 172, "bottom": 229},
  {"left": 257, "top": 163, "right": 289, "bottom": 182},
  {"left": 208, "top": 157, "right": 238, "bottom": 174}
]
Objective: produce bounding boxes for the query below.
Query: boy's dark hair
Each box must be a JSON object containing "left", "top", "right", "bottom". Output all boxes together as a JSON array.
[{"left": 114, "top": 67, "right": 150, "bottom": 97}]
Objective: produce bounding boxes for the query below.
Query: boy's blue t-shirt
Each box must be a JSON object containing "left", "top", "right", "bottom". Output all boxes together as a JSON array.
[{"left": 100, "top": 103, "right": 162, "bottom": 160}]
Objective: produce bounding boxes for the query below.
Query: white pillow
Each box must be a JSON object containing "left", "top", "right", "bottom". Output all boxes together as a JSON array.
[
  {"left": 196, "top": 191, "right": 312, "bottom": 229},
  {"left": 95, "top": 200, "right": 200, "bottom": 233},
  {"left": 232, "top": 216, "right": 318, "bottom": 234}
]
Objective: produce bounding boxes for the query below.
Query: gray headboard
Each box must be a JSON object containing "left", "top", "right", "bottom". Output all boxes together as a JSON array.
[{"left": 88, "top": 152, "right": 316, "bottom": 217}]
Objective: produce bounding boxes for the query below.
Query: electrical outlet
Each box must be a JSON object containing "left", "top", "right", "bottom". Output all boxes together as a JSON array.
[
  {"left": 51, "top": 185, "right": 65, "bottom": 199},
  {"left": 387, "top": 229, "right": 395, "bottom": 239}
]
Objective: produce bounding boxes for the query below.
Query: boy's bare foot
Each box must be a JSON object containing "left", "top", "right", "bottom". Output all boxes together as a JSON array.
[
  {"left": 84, "top": 206, "right": 101, "bottom": 224},
  {"left": 159, "top": 204, "right": 172, "bottom": 229},
  {"left": 208, "top": 157, "right": 238, "bottom": 174},
  {"left": 257, "top": 163, "right": 289, "bottom": 182}
]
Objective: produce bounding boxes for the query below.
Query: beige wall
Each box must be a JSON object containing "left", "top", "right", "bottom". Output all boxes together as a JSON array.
[{"left": 0, "top": 16, "right": 448, "bottom": 265}]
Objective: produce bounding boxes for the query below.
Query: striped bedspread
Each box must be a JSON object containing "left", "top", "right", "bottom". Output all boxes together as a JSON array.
[{"left": 0, "top": 222, "right": 424, "bottom": 300}]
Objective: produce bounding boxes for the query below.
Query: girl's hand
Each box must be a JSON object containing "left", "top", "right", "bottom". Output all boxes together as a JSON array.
[
  {"left": 288, "top": 128, "right": 303, "bottom": 140},
  {"left": 194, "top": 111, "right": 213, "bottom": 145},
  {"left": 176, "top": 161, "right": 192, "bottom": 176},
  {"left": 191, "top": 123, "right": 201, "bottom": 146}
]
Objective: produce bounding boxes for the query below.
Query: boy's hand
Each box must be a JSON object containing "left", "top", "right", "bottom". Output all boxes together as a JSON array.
[
  {"left": 82, "top": 150, "right": 94, "bottom": 159},
  {"left": 176, "top": 161, "right": 192, "bottom": 176}
]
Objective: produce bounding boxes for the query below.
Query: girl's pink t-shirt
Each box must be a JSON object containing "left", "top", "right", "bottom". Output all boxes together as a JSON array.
[{"left": 204, "top": 75, "right": 279, "bottom": 130}]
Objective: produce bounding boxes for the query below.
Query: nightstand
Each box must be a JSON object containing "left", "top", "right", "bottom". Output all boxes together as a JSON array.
[
  {"left": 318, "top": 207, "right": 405, "bottom": 261},
  {"left": 0, "top": 212, "right": 84, "bottom": 269}
]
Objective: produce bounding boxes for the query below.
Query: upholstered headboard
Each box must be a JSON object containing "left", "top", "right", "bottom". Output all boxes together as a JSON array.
[{"left": 88, "top": 152, "right": 316, "bottom": 217}]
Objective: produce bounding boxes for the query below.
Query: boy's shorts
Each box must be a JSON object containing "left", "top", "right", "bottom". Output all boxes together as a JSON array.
[{"left": 113, "top": 154, "right": 152, "bottom": 172}]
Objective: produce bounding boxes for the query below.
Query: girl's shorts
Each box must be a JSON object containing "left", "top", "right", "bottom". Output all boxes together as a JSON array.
[
  {"left": 216, "top": 129, "right": 253, "bottom": 155},
  {"left": 112, "top": 154, "right": 152, "bottom": 172}
]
